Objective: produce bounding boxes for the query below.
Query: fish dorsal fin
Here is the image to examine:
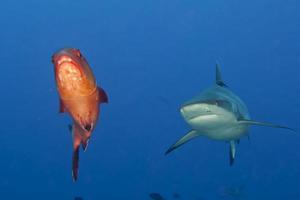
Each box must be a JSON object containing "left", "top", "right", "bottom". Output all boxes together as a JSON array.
[{"left": 216, "top": 63, "right": 227, "bottom": 87}]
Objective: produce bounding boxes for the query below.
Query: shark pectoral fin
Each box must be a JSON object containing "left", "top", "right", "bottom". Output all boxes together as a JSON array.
[
  {"left": 165, "top": 130, "right": 199, "bottom": 155},
  {"left": 238, "top": 119, "right": 295, "bottom": 132},
  {"left": 229, "top": 141, "right": 236, "bottom": 166}
]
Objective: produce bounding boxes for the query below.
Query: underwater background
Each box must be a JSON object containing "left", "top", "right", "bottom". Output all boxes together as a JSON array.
[{"left": 0, "top": 0, "right": 299, "bottom": 199}]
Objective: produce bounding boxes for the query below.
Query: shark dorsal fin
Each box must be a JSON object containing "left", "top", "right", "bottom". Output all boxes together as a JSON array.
[{"left": 216, "top": 63, "right": 227, "bottom": 87}]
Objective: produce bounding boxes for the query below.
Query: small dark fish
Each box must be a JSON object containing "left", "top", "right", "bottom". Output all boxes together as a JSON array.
[
  {"left": 74, "top": 197, "right": 83, "bottom": 200},
  {"left": 149, "top": 193, "right": 166, "bottom": 200},
  {"left": 218, "top": 185, "right": 245, "bottom": 199},
  {"left": 173, "top": 193, "right": 181, "bottom": 199}
]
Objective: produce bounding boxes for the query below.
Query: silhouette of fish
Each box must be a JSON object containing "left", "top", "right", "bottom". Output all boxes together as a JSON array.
[
  {"left": 149, "top": 193, "right": 166, "bottom": 200},
  {"left": 173, "top": 193, "right": 181, "bottom": 199},
  {"left": 218, "top": 185, "right": 245, "bottom": 199}
]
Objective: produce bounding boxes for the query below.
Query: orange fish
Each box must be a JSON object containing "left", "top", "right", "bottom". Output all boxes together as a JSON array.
[{"left": 52, "top": 48, "right": 108, "bottom": 181}]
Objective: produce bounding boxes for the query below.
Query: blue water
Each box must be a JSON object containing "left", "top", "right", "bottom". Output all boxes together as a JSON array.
[{"left": 0, "top": 0, "right": 299, "bottom": 199}]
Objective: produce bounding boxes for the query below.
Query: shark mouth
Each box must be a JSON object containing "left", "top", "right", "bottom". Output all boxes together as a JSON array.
[{"left": 187, "top": 113, "right": 218, "bottom": 120}]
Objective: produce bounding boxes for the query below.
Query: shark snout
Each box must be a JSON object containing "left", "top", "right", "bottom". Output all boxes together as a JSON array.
[{"left": 180, "top": 103, "right": 213, "bottom": 120}]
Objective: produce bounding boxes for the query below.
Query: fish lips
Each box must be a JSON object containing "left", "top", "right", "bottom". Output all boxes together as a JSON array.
[{"left": 52, "top": 48, "right": 88, "bottom": 72}]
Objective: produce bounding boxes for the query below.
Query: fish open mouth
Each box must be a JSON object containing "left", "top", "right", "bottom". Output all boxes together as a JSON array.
[
  {"left": 180, "top": 105, "right": 214, "bottom": 119},
  {"left": 57, "top": 56, "right": 73, "bottom": 65},
  {"left": 188, "top": 113, "right": 218, "bottom": 121},
  {"left": 57, "top": 62, "right": 82, "bottom": 82}
]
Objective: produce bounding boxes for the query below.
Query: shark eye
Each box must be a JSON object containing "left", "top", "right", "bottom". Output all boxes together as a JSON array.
[{"left": 216, "top": 100, "right": 232, "bottom": 110}]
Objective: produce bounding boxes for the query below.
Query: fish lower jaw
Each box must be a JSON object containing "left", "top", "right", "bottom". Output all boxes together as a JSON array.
[{"left": 196, "top": 125, "right": 248, "bottom": 141}]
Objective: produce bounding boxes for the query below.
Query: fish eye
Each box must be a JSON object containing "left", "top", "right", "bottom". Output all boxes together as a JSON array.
[
  {"left": 51, "top": 56, "right": 55, "bottom": 63},
  {"left": 76, "top": 51, "right": 82, "bottom": 58},
  {"left": 72, "top": 49, "right": 82, "bottom": 58}
]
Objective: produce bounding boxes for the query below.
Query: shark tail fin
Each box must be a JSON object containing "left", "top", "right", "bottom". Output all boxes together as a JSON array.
[
  {"left": 165, "top": 130, "right": 199, "bottom": 155},
  {"left": 238, "top": 119, "right": 295, "bottom": 132},
  {"left": 216, "top": 63, "right": 227, "bottom": 87},
  {"left": 229, "top": 140, "right": 236, "bottom": 166}
]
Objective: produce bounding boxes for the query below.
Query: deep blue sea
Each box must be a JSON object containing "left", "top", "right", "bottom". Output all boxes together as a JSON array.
[{"left": 0, "top": 0, "right": 299, "bottom": 199}]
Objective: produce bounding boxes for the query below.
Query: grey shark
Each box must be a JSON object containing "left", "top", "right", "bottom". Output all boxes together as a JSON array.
[{"left": 165, "top": 64, "right": 294, "bottom": 165}]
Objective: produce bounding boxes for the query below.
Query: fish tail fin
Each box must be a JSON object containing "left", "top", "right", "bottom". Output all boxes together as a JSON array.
[
  {"left": 72, "top": 124, "right": 88, "bottom": 182},
  {"left": 72, "top": 128, "right": 81, "bottom": 182},
  {"left": 72, "top": 147, "right": 80, "bottom": 182}
]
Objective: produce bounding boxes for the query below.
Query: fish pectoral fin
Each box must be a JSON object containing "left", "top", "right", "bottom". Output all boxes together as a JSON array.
[
  {"left": 238, "top": 119, "right": 295, "bottom": 132},
  {"left": 229, "top": 140, "right": 236, "bottom": 166},
  {"left": 98, "top": 86, "right": 108, "bottom": 103},
  {"left": 165, "top": 130, "right": 200, "bottom": 155},
  {"left": 68, "top": 124, "right": 73, "bottom": 132},
  {"left": 59, "top": 99, "right": 67, "bottom": 113}
]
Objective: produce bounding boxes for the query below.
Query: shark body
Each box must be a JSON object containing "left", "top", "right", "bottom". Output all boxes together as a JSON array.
[{"left": 166, "top": 65, "right": 294, "bottom": 165}]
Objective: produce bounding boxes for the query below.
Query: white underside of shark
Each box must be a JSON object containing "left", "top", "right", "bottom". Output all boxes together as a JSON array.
[{"left": 165, "top": 64, "right": 294, "bottom": 165}]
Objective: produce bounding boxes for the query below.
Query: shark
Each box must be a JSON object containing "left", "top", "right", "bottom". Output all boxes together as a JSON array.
[{"left": 165, "top": 64, "right": 294, "bottom": 165}]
